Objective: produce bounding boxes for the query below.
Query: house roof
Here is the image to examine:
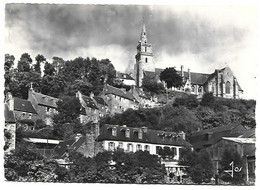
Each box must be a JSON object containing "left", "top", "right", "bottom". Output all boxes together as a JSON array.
[
  {"left": 81, "top": 95, "right": 99, "bottom": 109},
  {"left": 190, "top": 124, "right": 247, "bottom": 149},
  {"left": 222, "top": 137, "right": 256, "bottom": 144},
  {"left": 14, "top": 97, "right": 37, "bottom": 114},
  {"left": 54, "top": 136, "right": 86, "bottom": 158},
  {"left": 4, "top": 104, "right": 16, "bottom": 123},
  {"left": 97, "top": 124, "right": 193, "bottom": 147},
  {"left": 116, "top": 72, "right": 135, "bottom": 80},
  {"left": 104, "top": 84, "right": 138, "bottom": 102},
  {"left": 30, "top": 91, "right": 60, "bottom": 108},
  {"left": 93, "top": 96, "right": 108, "bottom": 106}
]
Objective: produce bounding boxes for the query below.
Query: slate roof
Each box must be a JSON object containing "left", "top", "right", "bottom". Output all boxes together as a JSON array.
[
  {"left": 14, "top": 97, "right": 37, "bottom": 114},
  {"left": 116, "top": 72, "right": 135, "bottom": 80},
  {"left": 153, "top": 67, "right": 243, "bottom": 91},
  {"left": 93, "top": 96, "right": 108, "bottom": 106},
  {"left": 31, "top": 91, "right": 60, "bottom": 108},
  {"left": 190, "top": 123, "right": 247, "bottom": 149},
  {"left": 104, "top": 84, "right": 138, "bottom": 102},
  {"left": 97, "top": 124, "right": 193, "bottom": 147},
  {"left": 81, "top": 95, "right": 99, "bottom": 109},
  {"left": 54, "top": 136, "right": 86, "bottom": 158},
  {"left": 4, "top": 104, "right": 16, "bottom": 123}
]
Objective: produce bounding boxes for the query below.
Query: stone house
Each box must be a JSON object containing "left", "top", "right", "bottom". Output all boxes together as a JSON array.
[
  {"left": 4, "top": 103, "right": 16, "bottom": 153},
  {"left": 115, "top": 72, "right": 136, "bottom": 86},
  {"left": 102, "top": 84, "right": 139, "bottom": 115},
  {"left": 76, "top": 91, "right": 108, "bottom": 124},
  {"left": 5, "top": 92, "right": 38, "bottom": 130},
  {"left": 28, "top": 88, "right": 60, "bottom": 127}
]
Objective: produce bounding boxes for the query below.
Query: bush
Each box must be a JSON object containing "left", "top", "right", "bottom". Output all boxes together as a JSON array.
[
  {"left": 173, "top": 94, "right": 199, "bottom": 108},
  {"left": 200, "top": 92, "right": 215, "bottom": 107}
]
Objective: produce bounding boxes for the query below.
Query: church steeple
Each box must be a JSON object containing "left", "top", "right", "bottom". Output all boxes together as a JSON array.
[
  {"left": 134, "top": 19, "right": 155, "bottom": 87},
  {"left": 140, "top": 19, "right": 147, "bottom": 44}
]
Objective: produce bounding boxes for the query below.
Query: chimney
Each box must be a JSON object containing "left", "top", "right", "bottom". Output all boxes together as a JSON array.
[
  {"left": 90, "top": 92, "right": 94, "bottom": 98},
  {"left": 6, "top": 92, "right": 14, "bottom": 111},
  {"left": 181, "top": 65, "right": 184, "bottom": 78},
  {"left": 206, "top": 132, "right": 213, "bottom": 141},
  {"left": 76, "top": 91, "right": 82, "bottom": 99},
  {"left": 178, "top": 131, "right": 186, "bottom": 140},
  {"left": 188, "top": 68, "right": 191, "bottom": 81},
  {"left": 141, "top": 126, "right": 148, "bottom": 133}
]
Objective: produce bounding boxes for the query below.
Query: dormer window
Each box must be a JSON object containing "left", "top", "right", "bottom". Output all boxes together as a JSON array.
[
  {"left": 112, "top": 128, "right": 117, "bottom": 136},
  {"left": 138, "top": 131, "right": 143, "bottom": 139},
  {"left": 125, "top": 129, "right": 130, "bottom": 138}
]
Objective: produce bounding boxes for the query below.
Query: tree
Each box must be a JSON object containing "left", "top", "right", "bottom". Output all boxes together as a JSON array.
[
  {"left": 142, "top": 74, "right": 164, "bottom": 94},
  {"left": 200, "top": 92, "right": 215, "bottom": 107},
  {"left": 173, "top": 94, "right": 199, "bottom": 108},
  {"left": 53, "top": 96, "right": 82, "bottom": 139},
  {"left": 159, "top": 67, "right": 183, "bottom": 89},
  {"left": 179, "top": 148, "right": 214, "bottom": 184},
  {"left": 43, "top": 62, "right": 55, "bottom": 76},
  {"left": 17, "top": 53, "right": 32, "bottom": 72},
  {"left": 5, "top": 54, "right": 15, "bottom": 72},
  {"left": 219, "top": 147, "right": 244, "bottom": 185},
  {"left": 34, "top": 54, "right": 46, "bottom": 74}
]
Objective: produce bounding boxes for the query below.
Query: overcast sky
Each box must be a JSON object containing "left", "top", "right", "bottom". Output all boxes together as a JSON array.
[{"left": 4, "top": 4, "right": 257, "bottom": 99}]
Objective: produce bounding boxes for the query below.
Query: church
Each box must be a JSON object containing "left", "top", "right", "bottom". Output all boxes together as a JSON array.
[{"left": 133, "top": 22, "right": 243, "bottom": 99}]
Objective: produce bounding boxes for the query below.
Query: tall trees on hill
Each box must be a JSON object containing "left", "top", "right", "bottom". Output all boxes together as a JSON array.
[
  {"left": 4, "top": 53, "right": 117, "bottom": 99},
  {"left": 160, "top": 67, "right": 183, "bottom": 89}
]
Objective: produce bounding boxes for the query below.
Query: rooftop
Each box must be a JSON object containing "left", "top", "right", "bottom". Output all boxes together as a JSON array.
[
  {"left": 104, "top": 84, "right": 137, "bottom": 102},
  {"left": 81, "top": 95, "right": 99, "bottom": 109},
  {"left": 14, "top": 97, "right": 37, "bottom": 114},
  {"left": 4, "top": 103, "right": 16, "bottom": 123},
  {"left": 30, "top": 90, "right": 60, "bottom": 108}
]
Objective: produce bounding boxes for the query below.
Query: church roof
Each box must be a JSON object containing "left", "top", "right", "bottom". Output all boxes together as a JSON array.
[
  {"left": 30, "top": 91, "right": 60, "bottom": 108},
  {"left": 14, "top": 97, "right": 38, "bottom": 114},
  {"left": 97, "top": 124, "right": 193, "bottom": 147},
  {"left": 104, "top": 84, "right": 138, "bottom": 102},
  {"left": 93, "top": 96, "right": 108, "bottom": 106}
]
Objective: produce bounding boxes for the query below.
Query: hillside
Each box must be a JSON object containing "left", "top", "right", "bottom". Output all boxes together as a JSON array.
[{"left": 101, "top": 93, "right": 256, "bottom": 138}]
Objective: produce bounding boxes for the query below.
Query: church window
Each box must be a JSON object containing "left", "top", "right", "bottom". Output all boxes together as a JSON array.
[
  {"left": 212, "top": 85, "right": 215, "bottom": 93},
  {"left": 145, "top": 58, "right": 148, "bottom": 63},
  {"left": 226, "top": 81, "right": 231, "bottom": 94},
  {"left": 145, "top": 47, "right": 147, "bottom": 52}
]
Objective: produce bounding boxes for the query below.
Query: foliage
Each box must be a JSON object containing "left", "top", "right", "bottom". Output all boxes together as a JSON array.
[
  {"left": 219, "top": 148, "right": 245, "bottom": 185},
  {"left": 159, "top": 67, "right": 183, "bottom": 89},
  {"left": 5, "top": 54, "right": 15, "bottom": 71},
  {"left": 4, "top": 130, "right": 13, "bottom": 151},
  {"left": 4, "top": 146, "right": 69, "bottom": 182},
  {"left": 17, "top": 53, "right": 32, "bottom": 72},
  {"left": 179, "top": 148, "right": 214, "bottom": 184},
  {"left": 142, "top": 74, "right": 164, "bottom": 94},
  {"left": 200, "top": 92, "right": 215, "bottom": 107},
  {"left": 53, "top": 96, "right": 83, "bottom": 139},
  {"left": 34, "top": 54, "right": 46, "bottom": 74},
  {"left": 173, "top": 94, "right": 199, "bottom": 108}
]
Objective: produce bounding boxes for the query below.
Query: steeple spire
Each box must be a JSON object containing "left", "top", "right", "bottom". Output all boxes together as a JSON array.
[{"left": 140, "top": 17, "right": 147, "bottom": 43}]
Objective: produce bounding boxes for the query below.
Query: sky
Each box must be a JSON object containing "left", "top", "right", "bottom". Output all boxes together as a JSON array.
[{"left": 4, "top": 3, "right": 258, "bottom": 99}]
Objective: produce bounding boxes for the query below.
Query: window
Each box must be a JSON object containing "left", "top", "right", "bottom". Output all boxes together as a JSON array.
[
  {"left": 127, "top": 143, "right": 133, "bottom": 152},
  {"left": 22, "top": 112, "right": 26, "bottom": 117},
  {"left": 191, "top": 86, "right": 195, "bottom": 92},
  {"left": 145, "top": 58, "right": 148, "bottom": 63},
  {"left": 226, "top": 81, "right": 231, "bottom": 94},
  {"left": 125, "top": 129, "right": 130, "bottom": 138},
  {"left": 145, "top": 47, "right": 147, "bottom": 52},
  {"left": 138, "top": 131, "right": 143, "bottom": 139},
  {"left": 118, "top": 142, "right": 123, "bottom": 149},
  {"left": 108, "top": 142, "right": 115, "bottom": 150},
  {"left": 144, "top": 145, "right": 150, "bottom": 152},
  {"left": 198, "top": 87, "right": 202, "bottom": 93},
  {"left": 144, "top": 32, "right": 146, "bottom": 35},
  {"left": 112, "top": 128, "right": 117, "bottom": 136},
  {"left": 46, "top": 107, "right": 50, "bottom": 112},
  {"left": 28, "top": 113, "right": 32, "bottom": 119},
  {"left": 212, "top": 85, "right": 214, "bottom": 93},
  {"left": 136, "top": 144, "right": 142, "bottom": 151}
]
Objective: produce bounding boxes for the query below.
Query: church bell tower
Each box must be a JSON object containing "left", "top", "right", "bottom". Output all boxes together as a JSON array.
[{"left": 134, "top": 20, "right": 155, "bottom": 87}]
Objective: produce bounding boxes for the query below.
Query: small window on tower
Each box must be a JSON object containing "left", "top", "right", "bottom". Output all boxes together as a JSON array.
[
  {"left": 145, "top": 47, "right": 147, "bottom": 52},
  {"left": 145, "top": 58, "right": 148, "bottom": 63},
  {"left": 144, "top": 32, "right": 146, "bottom": 35}
]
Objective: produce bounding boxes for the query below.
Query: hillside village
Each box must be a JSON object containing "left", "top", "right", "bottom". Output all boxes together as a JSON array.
[{"left": 4, "top": 22, "right": 256, "bottom": 185}]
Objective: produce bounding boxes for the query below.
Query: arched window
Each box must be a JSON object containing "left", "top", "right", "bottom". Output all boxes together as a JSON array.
[
  {"left": 145, "top": 58, "right": 148, "bottom": 63},
  {"left": 226, "top": 81, "right": 231, "bottom": 94},
  {"left": 145, "top": 47, "right": 147, "bottom": 52}
]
